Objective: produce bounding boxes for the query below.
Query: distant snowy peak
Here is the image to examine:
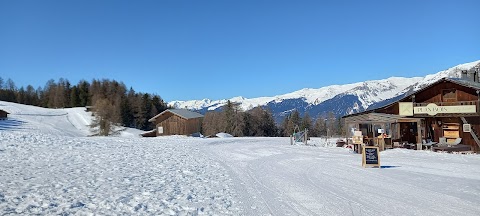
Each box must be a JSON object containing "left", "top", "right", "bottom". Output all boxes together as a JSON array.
[
  {"left": 414, "top": 60, "right": 480, "bottom": 90},
  {"left": 169, "top": 98, "right": 214, "bottom": 110},
  {"left": 343, "top": 77, "right": 423, "bottom": 109},
  {"left": 168, "top": 60, "right": 480, "bottom": 113},
  {"left": 168, "top": 77, "right": 423, "bottom": 112}
]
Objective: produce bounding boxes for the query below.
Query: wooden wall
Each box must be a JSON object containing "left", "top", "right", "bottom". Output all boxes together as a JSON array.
[
  {"left": 0, "top": 110, "right": 7, "bottom": 119},
  {"left": 154, "top": 112, "right": 202, "bottom": 136},
  {"left": 370, "top": 80, "right": 480, "bottom": 152},
  {"left": 413, "top": 81, "right": 478, "bottom": 104}
]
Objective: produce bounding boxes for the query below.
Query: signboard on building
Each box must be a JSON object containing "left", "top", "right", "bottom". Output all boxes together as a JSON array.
[
  {"left": 399, "top": 102, "right": 414, "bottom": 116},
  {"left": 414, "top": 103, "right": 477, "bottom": 116},
  {"left": 362, "top": 146, "right": 380, "bottom": 168},
  {"left": 353, "top": 130, "right": 363, "bottom": 144}
]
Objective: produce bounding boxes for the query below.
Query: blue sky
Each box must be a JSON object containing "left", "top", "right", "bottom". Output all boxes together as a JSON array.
[{"left": 1, "top": 0, "right": 479, "bottom": 101}]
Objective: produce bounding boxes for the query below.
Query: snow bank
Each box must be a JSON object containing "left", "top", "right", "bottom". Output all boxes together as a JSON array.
[{"left": 216, "top": 133, "right": 233, "bottom": 138}]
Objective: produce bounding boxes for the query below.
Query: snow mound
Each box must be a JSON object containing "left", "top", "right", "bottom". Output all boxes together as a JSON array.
[{"left": 216, "top": 133, "right": 233, "bottom": 138}]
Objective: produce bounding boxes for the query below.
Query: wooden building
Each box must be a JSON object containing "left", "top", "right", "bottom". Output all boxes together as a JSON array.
[
  {"left": 146, "top": 109, "right": 204, "bottom": 136},
  {"left": 343, "top": 77, "right": 480, "bottom": 153},
  {"left": 0, "top": 109, "right": 9, "bottom": 120}
]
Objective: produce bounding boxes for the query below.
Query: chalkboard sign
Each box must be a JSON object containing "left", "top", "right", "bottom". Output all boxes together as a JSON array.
[{"left": 362, "top": 146, "right": 380, "bottom": 168}]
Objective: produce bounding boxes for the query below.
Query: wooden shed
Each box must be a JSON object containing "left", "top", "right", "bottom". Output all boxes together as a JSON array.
[
  {"left": 146, "top": 109, "right": 204, "bottom": 136},
  {"left": 0, "top": 109, "right": 9, "bottom": 120}
]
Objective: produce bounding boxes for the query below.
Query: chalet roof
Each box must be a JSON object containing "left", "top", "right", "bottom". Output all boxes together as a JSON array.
[
  {"left": 448, "top": 78, "right": 480, "bottom": 90},
  {"left": 148, "top": 109, "right": 204, "bottom": 122},
  {"left": 343, "top": 77, "right": 480, "bottom": 119},
  {"left": 343, "top": 113, "right": 420, "bottom": 124},
  {"left": 0, "top": 109, "right": 10, "bottom": 114}
]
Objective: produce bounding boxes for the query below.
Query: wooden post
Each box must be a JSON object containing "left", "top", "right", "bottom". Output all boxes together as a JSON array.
[
  {"left": 304, "top": 129, "right": 308, "bottom": 145},
  {"left": 417, "top": 119, "right": 422, "bottom": 145}
]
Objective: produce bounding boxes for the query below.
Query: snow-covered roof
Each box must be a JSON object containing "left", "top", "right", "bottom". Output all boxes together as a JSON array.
[{"left": 148, "top": 109, "right": 204, "bottom": 122}]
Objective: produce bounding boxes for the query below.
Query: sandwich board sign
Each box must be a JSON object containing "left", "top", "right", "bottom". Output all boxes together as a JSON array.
[
  {"left": 362, "top": 146, "right": 380, "bottom": 168},
  {"left": 352, "top": 130, "right": 363, "bottom": 144}
]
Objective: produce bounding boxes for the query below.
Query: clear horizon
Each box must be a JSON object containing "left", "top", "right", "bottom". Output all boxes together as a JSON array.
[{"left": 1, "top": 0, "right": 479, "bottom": 102}]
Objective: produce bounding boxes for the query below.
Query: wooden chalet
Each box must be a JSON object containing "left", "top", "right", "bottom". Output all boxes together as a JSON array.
[
  {"left": 0, "top": 109, "right": 9, "bottom": 120},
  {"left": 343, "top": 76, "right": 480, "bottom": 153},
  {"left": 144, "top": 109, "right": 204, "bottom": 137}
]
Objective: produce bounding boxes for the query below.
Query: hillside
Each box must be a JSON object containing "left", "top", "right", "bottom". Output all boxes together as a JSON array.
[
  {"left": 169, "top": 60, "right": 480, "bottom": 120},
  {"left": 0, "top": 101, "right": 144, "bottom": 137}
]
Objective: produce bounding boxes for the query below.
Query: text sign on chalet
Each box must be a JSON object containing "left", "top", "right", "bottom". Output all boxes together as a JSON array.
[
  {"left": 362, "top": 146, "right": 380, "bottom": 168},
  {"left": 414, "top": 103, "right": 476, "bottom": 116},
  {"left": 399, "top": 102, "right": 477, "bottom": 116}
]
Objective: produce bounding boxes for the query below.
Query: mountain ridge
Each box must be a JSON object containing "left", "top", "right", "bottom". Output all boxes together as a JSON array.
[{"left": 169, "top": 60, "right": 480, "bottom": 121}]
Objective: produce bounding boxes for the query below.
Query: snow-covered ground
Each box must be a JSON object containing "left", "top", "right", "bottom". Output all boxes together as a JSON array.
[{"left": 1, "top": 101, "right": 480, "bottom": 215}]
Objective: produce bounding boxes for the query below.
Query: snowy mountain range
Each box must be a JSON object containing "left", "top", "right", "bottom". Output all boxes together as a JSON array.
[{"left": 169, "top": 60, "right": 480, "bottom": 121}]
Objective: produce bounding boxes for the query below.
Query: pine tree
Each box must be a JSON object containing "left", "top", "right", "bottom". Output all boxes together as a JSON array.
[
  {"left": 25, "top": 85, "right": 37, "bottom": 105},
  {"left": 300, "top": 112, "right": 313, "bottom": 132},
  {"left": 257, "top": 108, "right": 277, "bottom": 137},
  {"left": 4, "top": 79, "right": 17, "bottom": 102},
  {"left": 311, "top": 116, "right": 327, "bottom": 137},
  {"left": 52, "top": 78, "right": 66, "bottom": 108},
  {"left": 44, "top": 79, "right": 56, "bottom": 108},
  {"left": 36, "top": 86, "right": 46, "bottom": 107},
  {"left": 70, "top": 86, "right": 80, "bottom": 107},
  {"left": 281, "top": 115, "right": 290, "bottom": 137},
  {"left": 78, "top": 80, "right": 90, "bottom": 106},
  {"left": 223, "top": 100, "right": 236, "bottom": 134},
  {"left": 16, "top": 87, "right": 26, "bottom": 104},
  {"left": 64, "top": 79, "right": 72, "bottom": 108}
]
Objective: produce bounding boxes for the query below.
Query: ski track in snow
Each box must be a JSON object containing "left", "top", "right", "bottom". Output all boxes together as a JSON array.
[{"left": 202, "top": 138, "right": 480, "bottom": 216}]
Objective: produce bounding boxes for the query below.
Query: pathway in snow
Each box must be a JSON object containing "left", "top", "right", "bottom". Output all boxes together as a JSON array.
[{"left": 203, "top": 137, "right": 480, "bottom": 216}]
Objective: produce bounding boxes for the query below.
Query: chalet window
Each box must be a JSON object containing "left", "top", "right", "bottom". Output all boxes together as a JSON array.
[{"left": 442, "top": 89, "right": 457, "bottom": 102}]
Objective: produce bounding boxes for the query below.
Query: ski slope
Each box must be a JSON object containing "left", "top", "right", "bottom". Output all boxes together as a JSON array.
[
  {"left": 1, "top": 101, "right": 480, "bottom": 215},
  {"left": 0, "top": 101, "right": 143, "bottom": 137}
]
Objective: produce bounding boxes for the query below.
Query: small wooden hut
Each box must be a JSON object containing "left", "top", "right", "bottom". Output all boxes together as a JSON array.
[
  {"left": 145, "top": 109, "right": 204, "bottom": 136},
  {"left": 0, "top": 109, "right": 9, "bottom": 120}
]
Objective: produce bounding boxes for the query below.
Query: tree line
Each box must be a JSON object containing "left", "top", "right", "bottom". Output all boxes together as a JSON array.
[
  {"left": 202, "top": 100, "right": 345, "bottom": 137},
  {"left": 0, "top": 77, "right": 169, "bottom": 135},
  {"left": 202, "top": 101, "right": 278, "bottom": 137},
  {"left": 1, "top": 76, "right": 345, "bottom": 137},
  {"left": 279, "top": 110, "right": 344, "bottom": 137}
]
